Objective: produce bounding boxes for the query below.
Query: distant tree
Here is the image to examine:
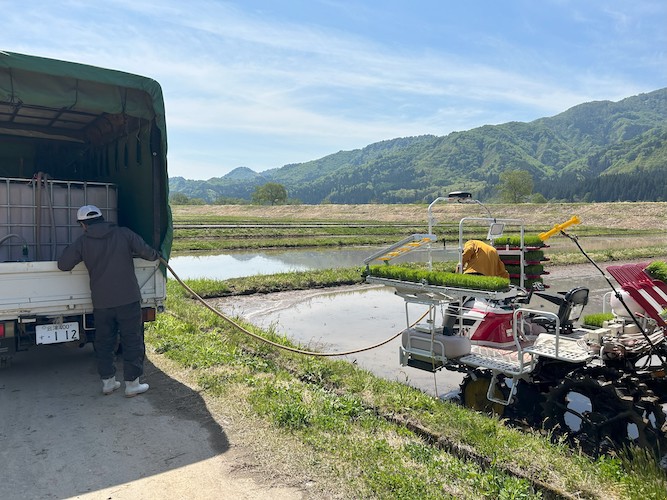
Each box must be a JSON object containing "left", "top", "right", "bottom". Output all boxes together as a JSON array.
[
  {"left": 529, "top": 192, "right": 548, "bottom": 203},
  {"left": 170, "top": 192, "right": 205, "bottom": 205},
  {"left": 498, "top": 170, "right": 533, "bottom": 203},
  {"left": 169, "top": 192, "right": 191, "bottom": 205},
  {"left": 252, "top": 182, "right": 288, "bottom": 205}
]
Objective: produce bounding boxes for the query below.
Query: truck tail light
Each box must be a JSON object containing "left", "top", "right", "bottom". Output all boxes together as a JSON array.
[{"left": 0, "top": 322, "right": 15, "bottom": 338}]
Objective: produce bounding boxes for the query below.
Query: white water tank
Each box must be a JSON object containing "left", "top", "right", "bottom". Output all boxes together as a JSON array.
[
  {"left": 0, "top": 177, "right": 117, "bottom": 262},
  {"left": 610, "top": 290, "right": 645, "bottom": 317}
]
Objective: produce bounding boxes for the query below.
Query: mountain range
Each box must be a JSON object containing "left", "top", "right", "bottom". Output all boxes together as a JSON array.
[{"left": 169, "top": 88, "right": 667, "bottom": 204}]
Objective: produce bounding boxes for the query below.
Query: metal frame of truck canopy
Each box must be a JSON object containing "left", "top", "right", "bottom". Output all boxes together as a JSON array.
[{"left": 0, "top": 51, "right": 172, "bottom": 258}]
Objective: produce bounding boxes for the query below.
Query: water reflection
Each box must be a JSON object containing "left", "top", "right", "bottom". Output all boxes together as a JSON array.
[
  {"left": 220, "top": 285, "right": 464, "bottom": 396},
  {"left": 170, "top": 246, "right": 457, "bottom": 280},
  {"left": 169, "top": 234, "right": 666, "bottom": 280},
  {"left": 170, "top": 252, "right": 308, "bottom": 280}
]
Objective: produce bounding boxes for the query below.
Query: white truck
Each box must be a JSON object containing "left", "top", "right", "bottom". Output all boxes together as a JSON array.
[{"left": 0, "top": 52, "right": 172, "bottom": 366}]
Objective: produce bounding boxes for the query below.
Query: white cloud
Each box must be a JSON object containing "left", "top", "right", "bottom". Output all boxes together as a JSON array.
[{"left": 1, "top": 0, "right": 664, "bottom": 179}]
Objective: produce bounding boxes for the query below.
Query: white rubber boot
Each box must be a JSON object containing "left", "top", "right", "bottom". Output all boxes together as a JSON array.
[
  {"left": 102, "top": 376, "right": 121, "bottom": 395},
  {"left": 125, "top": 378, "right": 149, "bottom": 398}
]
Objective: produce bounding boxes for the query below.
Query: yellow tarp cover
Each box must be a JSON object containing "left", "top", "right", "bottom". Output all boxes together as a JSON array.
[{"left": 461, "top": 240, "right": 509, "bottom": 278}]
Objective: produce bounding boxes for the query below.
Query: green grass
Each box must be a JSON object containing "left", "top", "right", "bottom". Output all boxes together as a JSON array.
[
  {"left": 171, "top": 235, "right": 401, "bottom": 251},
  {"left": 168, "top": 267, "right": 365, "bottom": 298},
  {"left": 548, "top": 246, "right": 667, "bottom": 265},
  {"left": 146, "top": 284, "right": 667, "bottom": 499}
]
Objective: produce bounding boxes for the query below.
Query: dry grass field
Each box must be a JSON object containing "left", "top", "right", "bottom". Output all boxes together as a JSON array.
[{"left": 174, "top": 201, "right": 667, "bottom": 230}]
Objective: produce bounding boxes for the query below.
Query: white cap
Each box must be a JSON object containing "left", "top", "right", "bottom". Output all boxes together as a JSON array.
[{"left": 77, "top": 205, "right": 103, "bottom": 222}]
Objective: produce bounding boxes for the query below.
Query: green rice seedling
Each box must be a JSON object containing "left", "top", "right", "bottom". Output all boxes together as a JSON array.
[
  {"left": 523, "top": 250, "right": 546, "bottom": 262},
  {"left": 453, "top": 274, "right": 508, "bottom": 291},
  {"left": 523, "top": 264, "right": 544, "bottom": 275},
  {"left": 376, "top": 261, "right": 458, "bottom": 273},
  {"left": 582, "top": 313, "right": 615, "bottom": 328},
  {"left": 367, "top": 265, "right": 510, "bottom": 291},
  {"left": 493, "top": 234, "right": 544, "bottom": 247},
  {"left": 505, "top": 264, "right": 544, "bottom": 276},
  {"left": 645, "top": 261, "right": 667, "bottom": 283}
]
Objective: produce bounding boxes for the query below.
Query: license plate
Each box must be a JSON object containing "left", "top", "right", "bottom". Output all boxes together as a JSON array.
[{"left": 35, "top": 322, "right": 80, "bottom": 345}]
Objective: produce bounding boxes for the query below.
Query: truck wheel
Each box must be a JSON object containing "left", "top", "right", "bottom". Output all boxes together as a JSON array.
[{"left": 0, "top": 355, "right": 12, "bottom": 369}]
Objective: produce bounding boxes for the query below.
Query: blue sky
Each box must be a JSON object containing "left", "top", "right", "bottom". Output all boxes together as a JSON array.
[{"left": 1, "top": 1, "right": 665, "bottom": 180}]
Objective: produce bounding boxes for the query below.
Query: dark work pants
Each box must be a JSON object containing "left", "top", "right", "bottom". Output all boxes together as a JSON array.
[{"left": 94, "top": 301, "right": 145, "bottom": 381}]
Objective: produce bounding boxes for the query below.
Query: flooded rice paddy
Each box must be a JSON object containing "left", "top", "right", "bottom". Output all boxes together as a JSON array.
[
  {"left": 169, "top": 246, "right": 455, "bottom": 280},
  {"left": 169, "top": 233, "right": 666, "bottom": 280},
  {"left": 214, "top": 284, "right": 462, "bottom": 397}
]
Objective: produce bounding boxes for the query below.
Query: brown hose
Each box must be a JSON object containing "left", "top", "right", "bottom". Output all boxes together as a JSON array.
[{"left": 35, "top": 172, "right": 42, "bottom": 260}]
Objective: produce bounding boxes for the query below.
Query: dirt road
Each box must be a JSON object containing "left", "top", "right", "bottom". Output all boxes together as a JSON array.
[{"left": 0, "top": 343, "right": 304, "bottom": 500}]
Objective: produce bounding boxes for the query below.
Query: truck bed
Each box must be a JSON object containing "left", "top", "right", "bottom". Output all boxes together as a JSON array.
[{"left": 0, "top": 259, "right": 165, "bottom": 319}]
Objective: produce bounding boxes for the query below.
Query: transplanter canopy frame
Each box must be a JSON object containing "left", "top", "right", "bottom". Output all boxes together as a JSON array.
[{"left": 607, "top": 262, "right": 667, "bottom": 327}]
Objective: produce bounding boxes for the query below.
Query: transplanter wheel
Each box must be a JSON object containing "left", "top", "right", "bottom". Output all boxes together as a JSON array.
[
  {"left": 615, "top": 374, "right": 667, "bottom": 456},
  {"left": 459, "top": 369, "right": 508, "bottom": 417},
  {"left": 503, "top": 378, "right": 545, "bottom": 428},
  {"left": 543, "top": 370, "right": 660, "bottom": 457}
]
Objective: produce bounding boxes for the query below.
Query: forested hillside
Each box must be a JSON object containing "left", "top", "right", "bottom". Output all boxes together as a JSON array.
[{"left": 170, "top": 88, "right": 667, "bottom": 204}]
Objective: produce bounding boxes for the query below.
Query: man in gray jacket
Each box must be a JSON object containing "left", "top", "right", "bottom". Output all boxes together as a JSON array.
[{"left": 58, "top": 205, "right": 160, "bottom": 397}]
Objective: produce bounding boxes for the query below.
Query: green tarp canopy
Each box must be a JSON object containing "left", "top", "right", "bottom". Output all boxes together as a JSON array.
[{"left": 0, "top": 51, "right": 172, "bottom": 258}]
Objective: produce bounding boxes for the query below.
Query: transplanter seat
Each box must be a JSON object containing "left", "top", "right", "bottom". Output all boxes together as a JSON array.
[{"left": 531, "top": 287, "right": 589, "bottom": 334}]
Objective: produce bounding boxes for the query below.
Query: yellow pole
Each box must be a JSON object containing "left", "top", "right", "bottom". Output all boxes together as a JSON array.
[{"left": 538, "top": 215, "right": 581, "bottom": 242}]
